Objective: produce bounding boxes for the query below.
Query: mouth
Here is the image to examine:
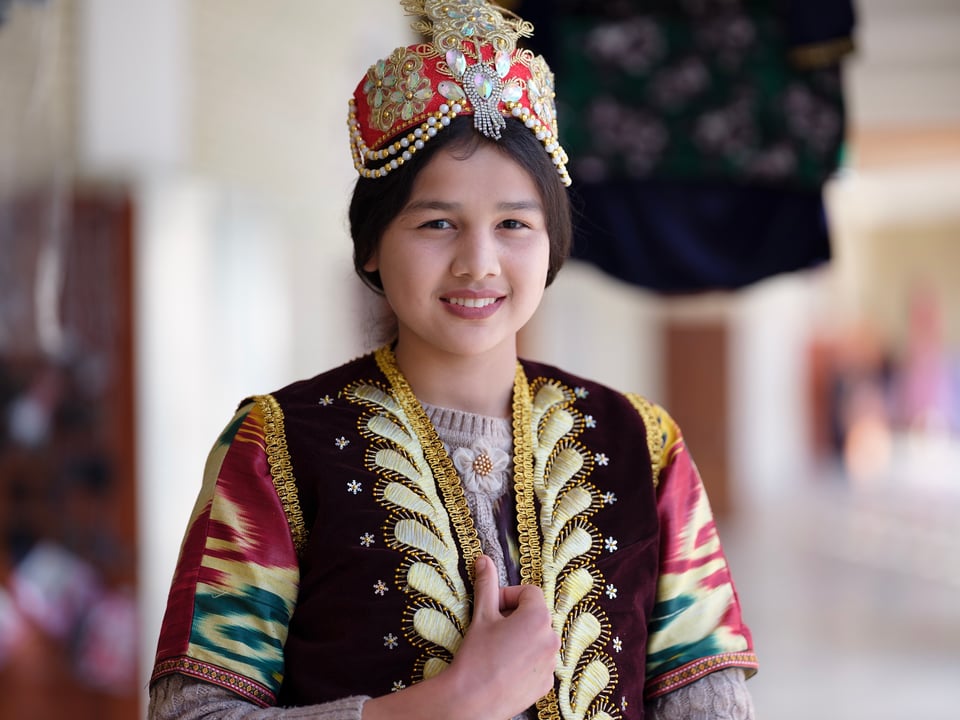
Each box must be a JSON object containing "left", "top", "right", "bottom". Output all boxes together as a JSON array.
[{"left": 443, "top": 296, "right": 501, "bottom": 308}]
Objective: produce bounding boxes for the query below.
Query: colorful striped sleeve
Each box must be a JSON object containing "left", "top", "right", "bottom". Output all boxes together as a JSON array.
[
  {"left": 150, "top": 399, "right": 301, "bottom": 706},
  {"left": 643, "top": 403, "right": 758, "bottom": 699}
]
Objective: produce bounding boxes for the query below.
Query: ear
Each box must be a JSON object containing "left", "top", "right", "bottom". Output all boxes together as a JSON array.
[{"left": 362, "top": 251, "right": 380, "bottom": 273}]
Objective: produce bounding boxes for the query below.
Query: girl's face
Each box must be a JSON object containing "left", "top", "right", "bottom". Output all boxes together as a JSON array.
[{"left": 364, "top": 142, "right": 550, "bottom": 364}]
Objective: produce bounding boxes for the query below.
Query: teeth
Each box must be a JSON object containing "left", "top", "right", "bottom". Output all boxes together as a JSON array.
[{"left": 447, "top": 297, "right": 497, "bottom": 308}]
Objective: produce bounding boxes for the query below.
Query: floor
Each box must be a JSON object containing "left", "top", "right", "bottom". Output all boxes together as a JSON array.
[{"left": 721, "top": 444, "right": 960, "bottom": 719}]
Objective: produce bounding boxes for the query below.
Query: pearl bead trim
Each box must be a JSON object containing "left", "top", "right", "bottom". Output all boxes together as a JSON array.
[{"left": 348, "top": 99, "right": 571, "bottom": 186}]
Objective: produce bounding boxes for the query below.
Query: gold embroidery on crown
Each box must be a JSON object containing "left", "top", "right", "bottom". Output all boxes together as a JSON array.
[{"left": 403, "top": 0, "right": 534, "bottom": 56}]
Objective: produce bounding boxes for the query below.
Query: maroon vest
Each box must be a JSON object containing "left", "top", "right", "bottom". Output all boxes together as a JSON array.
[{"left": 272, "top": 348, "right": 660, "bottom": 718}]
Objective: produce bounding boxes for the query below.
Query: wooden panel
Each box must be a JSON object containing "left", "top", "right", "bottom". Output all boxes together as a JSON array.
[
  {"left": 0, "top": 186, "right": 139, "bottom": 719},
  {"left": 663, "top": 320, "right": 731, "bottom": 518}
]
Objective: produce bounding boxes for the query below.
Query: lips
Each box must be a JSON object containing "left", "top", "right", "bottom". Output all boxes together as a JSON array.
[
  {"left": 444, "top": 296, "right": 500, "bottom": 308},
  {"left": 440, "top": 293, "right": 504, "bottom": 318}
]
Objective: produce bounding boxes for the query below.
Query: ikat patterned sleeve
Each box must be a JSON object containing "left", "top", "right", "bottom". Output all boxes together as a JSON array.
[
  {"left": 150, "top": 399, "right": 301, "bottom": 707},
  {"left": 643, "top": 402, "right": 758, "bottom": 699}
]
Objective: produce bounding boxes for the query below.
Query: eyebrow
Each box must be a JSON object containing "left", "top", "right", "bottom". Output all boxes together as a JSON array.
[{"left": 402, "top": 199, "right": 543, "bottom": 213}]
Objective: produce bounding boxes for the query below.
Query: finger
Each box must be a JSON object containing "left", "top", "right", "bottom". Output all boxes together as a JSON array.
[
  {"left": 499, "top": 584, "right": 524, "bottom": 611},
  {"left": 471, "top": 554, "right": 499, "bottom": 621},
  {"left": 514, "top": 583, "right": 549, "bottom": 609}
]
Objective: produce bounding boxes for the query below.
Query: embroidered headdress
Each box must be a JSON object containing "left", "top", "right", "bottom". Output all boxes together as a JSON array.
[{"left": 348, "top": 0, "right": 570, "bottom": 186}]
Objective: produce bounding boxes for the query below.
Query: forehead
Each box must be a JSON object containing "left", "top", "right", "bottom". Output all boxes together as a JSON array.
[{"left": 407, "top": 142, "right": 543, "bottom": 205}]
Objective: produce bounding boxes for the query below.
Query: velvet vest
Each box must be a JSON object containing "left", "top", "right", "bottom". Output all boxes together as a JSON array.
[{"left": 271, "top": 348, "right": 661, "bottom": 719}]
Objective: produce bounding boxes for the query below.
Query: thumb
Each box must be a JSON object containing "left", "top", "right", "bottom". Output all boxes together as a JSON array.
[{"left": 471, "top": 554, "right": 499, "bottom": 621}]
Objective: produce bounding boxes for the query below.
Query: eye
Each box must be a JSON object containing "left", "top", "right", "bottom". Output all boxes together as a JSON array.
[
  {"left": 499, "top": 218, "right": 529, "bottom": 230},
  {"left": 418, "top": 218, "right": 453, "bottom": 230}
]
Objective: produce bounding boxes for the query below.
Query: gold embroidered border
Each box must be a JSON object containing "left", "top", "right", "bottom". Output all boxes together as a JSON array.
[
  {"left": 374, "top": 346, "right": 483, "bottom": 579},
  {"left": 645, "top": 651, "right": 760, "bottom": 699},
  {"left": 625, "top": 393, "right": 665, "bottom": 488},
  {"left": 152, "top": 656, "right": 275, "bottom": 707},
  {"left": 511, "top": 363, "right": 543, "bottom": 587},
  {"left": 253, "top": 394, "right": 307, "bottom": 555}
]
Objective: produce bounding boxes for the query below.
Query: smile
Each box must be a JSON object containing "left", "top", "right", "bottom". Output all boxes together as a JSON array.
[{"left": 444, "top": 297, "right": 500, "bottom": 308}]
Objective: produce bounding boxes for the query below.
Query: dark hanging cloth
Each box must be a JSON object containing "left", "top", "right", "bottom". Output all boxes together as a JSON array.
[{"left": 516, "top": 0, "right": 856, "bottom": 293}]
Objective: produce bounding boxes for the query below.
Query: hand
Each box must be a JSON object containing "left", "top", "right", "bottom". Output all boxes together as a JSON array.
[
  {"left": 361, "top": 555, "right": 559, "bottom": 720},
  {"left": 447, "top": 554, "right": 560, "bottom": 718}
]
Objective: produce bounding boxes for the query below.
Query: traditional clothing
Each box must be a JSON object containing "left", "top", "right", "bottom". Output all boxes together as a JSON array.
[{"left": 151, "top": 346, "right": 756, "bottom": 718}]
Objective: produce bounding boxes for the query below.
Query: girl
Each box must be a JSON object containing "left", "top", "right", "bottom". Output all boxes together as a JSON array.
[{"left": 148, "top": 2, "right": 757, "bottom": 718}]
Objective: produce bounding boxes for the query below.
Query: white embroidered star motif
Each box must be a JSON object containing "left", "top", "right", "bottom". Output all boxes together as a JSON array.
[
  {"left": 383, "top": 633, "right": 398, "bottom": 649},
  {"left": 335, "top": 436, "right": 350, "bottom": 449},
  {"left": 347, "top": 480, "right": 362, "bottom": 495},
  {"left": 575, "top": 386, "right": 589, "bottom": 399},
  {"left": 585, "top": 414, "right": 597, "bottom": 428},
  {"left": 603, "top": 491, "right": 617, "bottom": 505},
  {"left": 595, "top": 452, "right": 609, "bottom": 466},
  {"left": 621, "top": 696, "right": 629, "bottom": 711},
  {"left": 613, "top": 636, "right": 623, "bottom": 652},
  {"left": 391, "top": 681, "right": 406, "bottom": 692},
  {"left": 318, "top": 395, "right": 334, "bottom": 406},
  {"left": 605, "top": 583, "right": 618, "bottom": 599},
  {"left": 360, "top": 532, "right": 375, "bottom": 547},
  {"left": 373, "top": 580, "right": 388, "bottom": 596},
  {"left": 605, "top": 536, "right": 618, "bottom": 553}
]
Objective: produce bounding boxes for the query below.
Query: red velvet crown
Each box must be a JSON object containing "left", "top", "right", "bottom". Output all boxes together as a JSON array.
[{"left": 347, "top": 0, "right": 570, "bottom": 186}]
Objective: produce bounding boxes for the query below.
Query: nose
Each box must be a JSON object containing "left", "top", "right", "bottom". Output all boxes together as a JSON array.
[{"left": 450, "top": 226, "right": 500, "bottom": 279}]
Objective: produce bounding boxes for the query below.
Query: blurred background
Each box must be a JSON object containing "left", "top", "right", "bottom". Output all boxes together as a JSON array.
[{"left": 1, "top": 0, "right": 958, "bottom": 718}]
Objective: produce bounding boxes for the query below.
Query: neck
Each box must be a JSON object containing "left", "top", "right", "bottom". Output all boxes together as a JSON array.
[{"left": 392, "top": 343, "right": 517, "bottom": 418}]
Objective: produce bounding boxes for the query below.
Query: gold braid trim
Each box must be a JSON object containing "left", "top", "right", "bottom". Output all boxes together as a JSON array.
[
  {"left": 252, "top": 394, "right": 307, "bottom": 555},
  {"left": 625, "top": 393, "right": 665, "bottom": 489},
  {"left": 374, "top": 346, "right": 483, "bottom": 581},
  {"left": 511, "top": 363, "right": 543, "bottom": 587}
]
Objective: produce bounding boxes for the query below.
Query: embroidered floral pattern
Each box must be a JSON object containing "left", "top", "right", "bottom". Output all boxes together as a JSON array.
[
  {"left": 445, "top": 0, "right": 501, "bottom": 40},
  {"left": 528, "top": 55, "right": 559, "bottom": 137},
  {"left": 605, "top": 537, "right": 619, "bottom": 553},
  {"left": 318, "top": 395, "right": 334, "bottom": 406},
  {"left": 360, "top": 532, "right": 375, "bottom": 547},
  {"left": 335, "top": 436, "right": 350, "bottom": 449},
  {"left": 595, "top": 452, "right": 610, "bottom": 466},
  {"left": 392, "top": 52, "right": 434, "bottom": 122},
  {"left": 606, "top": 584, "right": 618, "bottom": 600},
  {"left": 613, "top": 636, "right": 623, "bottom": 653},
  {"left": 347, "top": 480, "right": 362, "bottom": 495},
  {"left": 363, "top": 48, "right": 435, "bottom": 134},
  {"left": 391, "top": 680, "right": 406, "bottom": 692},
  {"left": 603, "top": 492, "right": 617, "bottom": 505},
  {"left": 383, "top": 633, "right": 399, "bottom": 650},
  {"left": 585, "top": 414, "right": 597, "bottom": 428},
  {"left": 374, "top": 580, "right": 389, "bottom": 596}
]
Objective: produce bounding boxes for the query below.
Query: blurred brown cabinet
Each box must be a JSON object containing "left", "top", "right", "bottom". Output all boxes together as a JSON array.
[
  {"left": 664, "top": 319, "right": 731, "bottom": 518},
  {"left": 0, "top": 185, "right": 139, "bottom": 719}
]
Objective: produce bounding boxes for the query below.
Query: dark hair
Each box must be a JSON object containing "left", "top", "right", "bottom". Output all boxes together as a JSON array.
[{"left": 348, "top": 116, "right": 572, "bottom": 293}]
